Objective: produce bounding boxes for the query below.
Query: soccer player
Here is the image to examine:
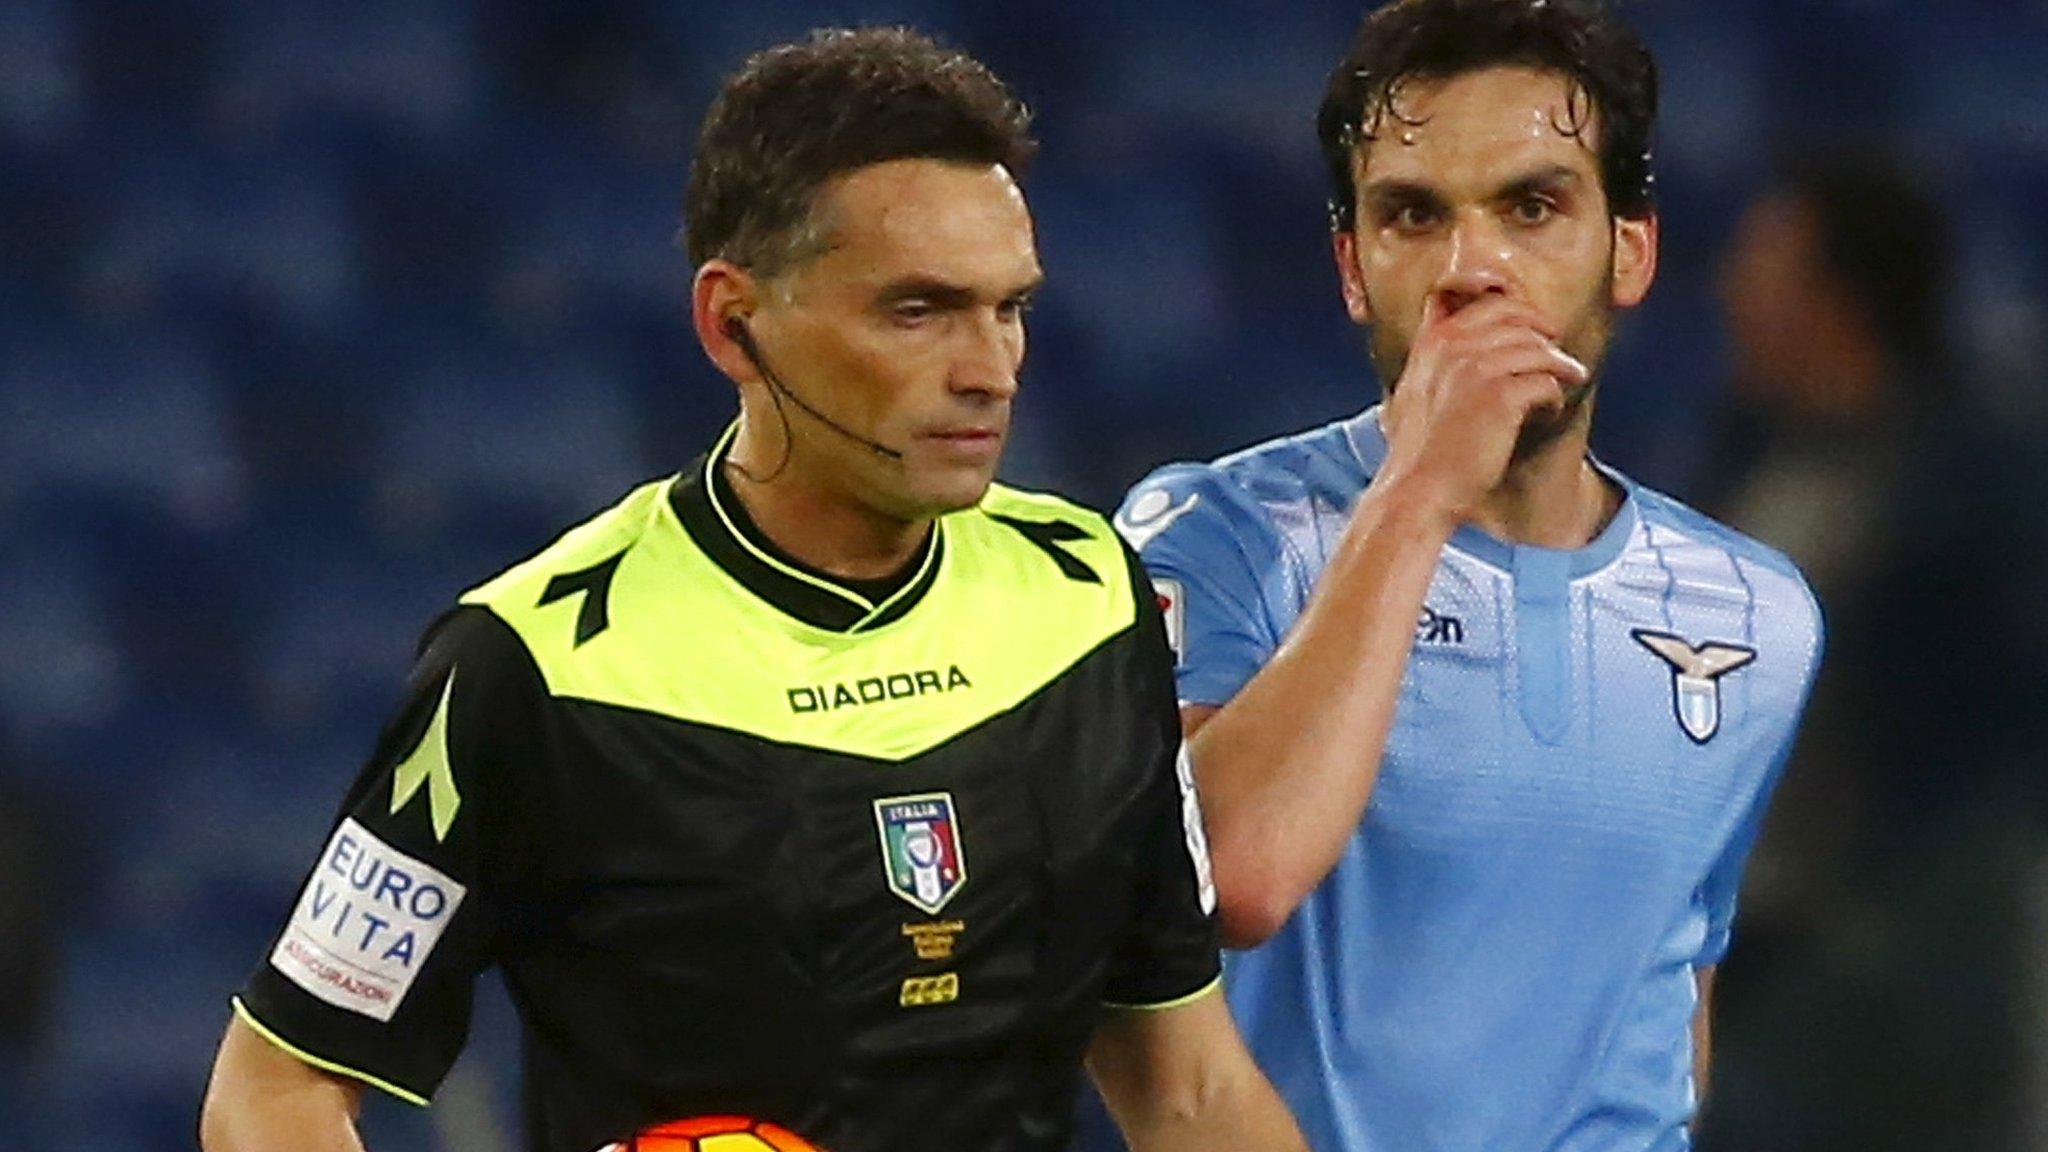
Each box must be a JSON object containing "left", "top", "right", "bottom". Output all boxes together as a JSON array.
[
  {"left": 199, "top": 28, "right": 1305, "bottom": 1152},
  {"left": 1080, "top": 1, "right": 1822, "bottom": 1149}
]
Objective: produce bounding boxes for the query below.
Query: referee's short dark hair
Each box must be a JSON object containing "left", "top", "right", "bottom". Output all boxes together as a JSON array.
[
  {"left": 1318, "top": 0, "right": 1659, "bottom": 230},
  {"left": 684, "top": 27, "right": 1037, "bottom": 277}
]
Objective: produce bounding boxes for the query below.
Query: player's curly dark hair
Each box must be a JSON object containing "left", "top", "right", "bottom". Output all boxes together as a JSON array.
[
  {"left": 1318, "top": 0, "right": 1659, "bottom": 231},
  {"left": 684, "top": 27, "right": 1037, "bottom": 277}
]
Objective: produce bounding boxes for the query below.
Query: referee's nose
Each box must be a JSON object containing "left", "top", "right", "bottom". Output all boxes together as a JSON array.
[{"left": 948, "top": 308, "right": 1022, "bottom": 403}]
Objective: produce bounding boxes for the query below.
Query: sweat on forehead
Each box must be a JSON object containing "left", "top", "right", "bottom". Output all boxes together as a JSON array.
[
  {"left": 1349, "top": 69, "right": 1602, "bottom": 185},
  {"left": 1368, "top": 67, "right": 1596, "bottom": 153}
]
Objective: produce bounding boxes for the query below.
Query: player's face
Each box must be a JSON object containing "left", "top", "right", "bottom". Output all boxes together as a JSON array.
[
  {"left": 1331, "top": 67, "right": 1656, "bottom": 452},
  {"left": 751, "top": 159, "right": 1043, "bottom": 519}
]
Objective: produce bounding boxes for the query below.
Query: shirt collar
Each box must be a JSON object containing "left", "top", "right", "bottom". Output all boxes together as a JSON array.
[{"left": 668, "top": 427, "right": 945, "bottom": 633}]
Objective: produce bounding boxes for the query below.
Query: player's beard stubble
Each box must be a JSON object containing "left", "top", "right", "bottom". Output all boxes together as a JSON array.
[{"left": 1368, "top": 264, "right": 1616, "bottom": 465}]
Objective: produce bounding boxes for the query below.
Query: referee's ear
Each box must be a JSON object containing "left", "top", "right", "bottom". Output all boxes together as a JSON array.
[{"left": 693, "top": 259, "right": 763, "bottom": 389}]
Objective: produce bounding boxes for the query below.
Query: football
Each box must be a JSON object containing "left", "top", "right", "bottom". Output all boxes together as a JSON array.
[{"left": 598, "top": 1115, "right": 824, "bottom": 1152}]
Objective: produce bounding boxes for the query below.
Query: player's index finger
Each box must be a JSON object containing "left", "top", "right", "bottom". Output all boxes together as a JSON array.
[
  {"left": 1451, "top": 294, "right": 1560, "bottom": 341},
  {"left": 1420, "top": 289, "right": 1453, "bottom": 333}
]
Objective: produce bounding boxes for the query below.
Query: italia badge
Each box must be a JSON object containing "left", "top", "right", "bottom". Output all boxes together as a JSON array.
[
  {"left": 1633, "top": 629, "right": 1758, "bottom": 744},
  {"left": 874, "top": 792, "right": 967, "bottom": 914}
]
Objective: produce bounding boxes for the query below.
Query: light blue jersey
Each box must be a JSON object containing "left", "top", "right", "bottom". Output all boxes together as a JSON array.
[{"left": 1077, "top": 408, "right": 1820, "bottom": 1152}]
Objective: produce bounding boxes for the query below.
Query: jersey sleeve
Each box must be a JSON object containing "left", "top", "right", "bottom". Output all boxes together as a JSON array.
[
  {"left": 1100, "top": 542, "right": 1223, "bottom": 1009},
  {"left": 1112, "top": 464, "right": 1282, "bottom": 708},
  {"left": 233, "top": 606, "right": 547, "bottom": 1104}
]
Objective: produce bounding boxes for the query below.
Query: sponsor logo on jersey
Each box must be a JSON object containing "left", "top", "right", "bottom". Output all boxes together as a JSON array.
[
  {"left": 787, "top": 666, "right": 971, "bottom": 714},
  {"left": 874, "top": 792, "right": 967, "bottom": 915},
  {"left": 1417, "top": 605, "right": 1465, "bottom": 645},
  {"left": 1153, "top": 578, "right": 1186, "bottom": 662},
  {"left": 1116, "top": 488, "right": 1201, "bottom": 553},
  {"left": 270, "top": 818, "right": 467, "bottom": 1021},
  {"left": 1632, "top": 629, "right": 1758, "bottom": 743}
]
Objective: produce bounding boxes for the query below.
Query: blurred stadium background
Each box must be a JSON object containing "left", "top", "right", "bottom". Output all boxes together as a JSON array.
[{"left": 3, "top": 1, "right": 2046, "bottom": 1149}]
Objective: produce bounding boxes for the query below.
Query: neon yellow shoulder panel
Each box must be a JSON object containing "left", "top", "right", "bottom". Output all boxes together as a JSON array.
[{"left": 461, "top": 480, "right": 1138, "bottom": 761}]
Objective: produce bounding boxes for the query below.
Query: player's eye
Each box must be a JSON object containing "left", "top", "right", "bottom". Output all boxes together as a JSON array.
[
  {"left": 1510, "top": 195, "right": 1558, "bottom": 226},
  {"left": 996, "top": 295, "right": 1034, "bottom": 323},
  {"left": 1386, "top": 203, "right": 1441, "bottom": 232}
]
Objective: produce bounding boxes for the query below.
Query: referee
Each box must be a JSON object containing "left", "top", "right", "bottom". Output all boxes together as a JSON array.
[{"left": 198, "top": 27, "right": 1304, "bottom": 1152}]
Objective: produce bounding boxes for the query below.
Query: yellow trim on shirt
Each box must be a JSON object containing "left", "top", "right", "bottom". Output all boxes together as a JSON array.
[
  {"left": 231, "top": 997, "right": 429, "bottom": 1107},
  {"left": 1102, "top": 974, "right": 1223, "bottom": 1013}
]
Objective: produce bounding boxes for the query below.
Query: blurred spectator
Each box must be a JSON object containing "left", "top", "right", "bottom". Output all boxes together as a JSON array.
[
  {"left": 1698, "top": 151, "right": 2048, "bottom": 1152},
  {"left": 0, "top": 775, "right": 56, "bottom": 1051},
  {"left": 0, "top": 778, "right": 52, "bottom": 1152}
]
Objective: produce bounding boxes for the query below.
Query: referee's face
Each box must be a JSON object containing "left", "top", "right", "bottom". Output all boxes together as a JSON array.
[
  {"left": 1331, "top": 66, "right": 1658, "bottom": 454},
  {"left": 746, "top": 159, "right": 1044, "bottom": 520}
]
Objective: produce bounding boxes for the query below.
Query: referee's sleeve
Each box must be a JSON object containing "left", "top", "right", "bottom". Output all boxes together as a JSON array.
[
  {"left": 1100, "top": 544, "right": 1223, "bottom": 1009},
  {"left": 234, "top": 607, "right": 545, "bottom": 1104}
]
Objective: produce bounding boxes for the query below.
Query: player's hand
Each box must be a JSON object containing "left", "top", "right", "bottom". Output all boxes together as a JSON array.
[{"left": 1375, "top": 290, "right": 1589, "bottom": 524}]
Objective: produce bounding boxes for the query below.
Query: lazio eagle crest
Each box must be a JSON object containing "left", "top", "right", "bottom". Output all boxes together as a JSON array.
[{"left": 1633, "top": 630, "right": 1757, "bottom": 744}]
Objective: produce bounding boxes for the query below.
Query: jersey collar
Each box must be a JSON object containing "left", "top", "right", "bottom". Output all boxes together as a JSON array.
[
  {"left": 1342, "top": 404, "right": 1638, "bottom": 578},
  {"left": 668, "top": 428, "right": 945, "bottom": 633}
]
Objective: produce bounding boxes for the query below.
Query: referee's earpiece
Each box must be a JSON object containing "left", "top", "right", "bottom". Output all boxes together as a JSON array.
[
  {"left": 723, "top": 315, "right": 756, "bottom": 359},
  {"left": 718, "top": 314, "right": 904, "bottom": 462}
]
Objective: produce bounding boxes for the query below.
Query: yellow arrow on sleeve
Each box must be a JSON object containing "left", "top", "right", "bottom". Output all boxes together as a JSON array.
[{"left": 389, "top": 671, "right": 462, "bottom": 842}]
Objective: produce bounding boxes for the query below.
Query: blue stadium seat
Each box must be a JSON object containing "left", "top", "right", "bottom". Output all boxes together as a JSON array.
[
  {"left": 669, "top": 1, "right": 965, "bottom": 81},
  {"left": 0, "top": 522, "right": 131, "bottom": 769},
  {"left": 1633, "top": 8, "right": 1769, "bottom": 186},
  {"left": 600, "top": 307, "right": 737, "bottom": 461},
  {"left": 1064, "top": 0, "right": 1348, "bottom": 161},
  {"left": 212, "top": 315, "right": 391, "bottom": 499},
  {"left": 90, "top": 714, "right": 342, "bottom": 940},
  {"left": 366, "top": 332, "right": 653, "bottom": 542},
  {"left": 1905, "top": 4, "right": 2048, "bottom": 161},
  {"left": 40, "top": 917, "right": 463, "bottom": 1152},
  {"left": 76, "top": 127, "right": 362, "bottom": 334},
  {"left": 212, "top": 0, "right": 480, "bottom": 145},
  {"left": 1027, "top": 159, "right": 1229, "bottom": 391},
  {"left": 46, "top": 928, "right": 246, "bottom": 1097},
  {"left": 480, "top": 119, "right": 689, "bottom": 325},
  {"left": 0, "top": 0, "right": 81, "bottom": 144},
  {"left": 0, "top": 319, "right": 247, "bottom": 529},
  {"left": 347, "top": 133, "right": 512, "bottom": 309},
  {"left": 240, "top": 519, "right": 494, "bottom": 742}
]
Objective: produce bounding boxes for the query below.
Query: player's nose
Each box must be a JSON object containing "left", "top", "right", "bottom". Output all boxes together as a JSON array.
[{"left": 1433, "top": 214, "right": 1514, "bottom": 315}]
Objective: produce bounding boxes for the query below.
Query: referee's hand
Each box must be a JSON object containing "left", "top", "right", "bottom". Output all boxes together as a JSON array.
[{"left": 1378, "top": 288, "right": 1588, "bottom": 523}]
